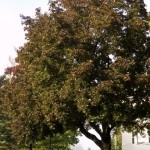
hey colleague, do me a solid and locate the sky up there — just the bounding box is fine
[0,0,49,74]
[0,0,150,150]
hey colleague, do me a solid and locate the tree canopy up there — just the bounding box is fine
[2,0,150,150]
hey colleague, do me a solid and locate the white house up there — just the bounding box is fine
[71,129,150,150]
[122,130,150,150]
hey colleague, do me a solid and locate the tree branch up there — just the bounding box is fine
[102,122,113,133]
[110,124,115,130]
[90,122,103,137]
[79,123,103,148]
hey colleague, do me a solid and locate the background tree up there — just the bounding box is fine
[36,130,79,150]
[2,67,66,149]
[2,67,79,149]
[0,76,22,150]
[2,0,150,150]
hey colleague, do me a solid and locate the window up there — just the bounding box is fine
[132,130,150,144]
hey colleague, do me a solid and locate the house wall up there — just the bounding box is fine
[122,132,150,150]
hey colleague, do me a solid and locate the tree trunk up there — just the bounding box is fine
[29,143,32,150]
[79,122,113,150]
[101,142,111,150]
[100,123,112,150]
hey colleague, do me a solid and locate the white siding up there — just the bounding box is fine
[122,132,150,150]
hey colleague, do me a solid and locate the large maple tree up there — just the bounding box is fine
[2,0,150,150]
